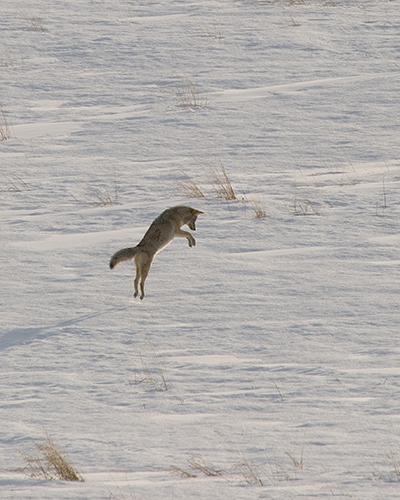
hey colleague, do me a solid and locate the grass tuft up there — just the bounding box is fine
[231,452,264,486]
[249,197,267,219]
[70,169,120,207]
[386,450,400,480]
[170,465,198,478]
[20,433,84,482]
[176,179,205,198]
[207,158,237,201]
[170,454,222,479]
[291,195,319,216]
[130,342,168,392]
[196,18,223,39]
[188,455,223,477]
[0,171,29,192]
[177,73,208,109]
[0,104,12,141]
[18,8,45,32]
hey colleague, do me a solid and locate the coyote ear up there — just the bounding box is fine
[193,209,204,215]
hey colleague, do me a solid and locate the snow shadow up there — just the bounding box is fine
[0,307,129,351]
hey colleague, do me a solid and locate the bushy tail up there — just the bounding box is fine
[110,246,140,269]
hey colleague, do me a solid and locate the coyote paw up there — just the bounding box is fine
[188,236,196,247]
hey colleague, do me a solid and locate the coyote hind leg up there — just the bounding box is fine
[133,263,140,298]
[139,262,151,300]
[133,253,153,300]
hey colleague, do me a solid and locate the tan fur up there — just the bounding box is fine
[110,206,203,299]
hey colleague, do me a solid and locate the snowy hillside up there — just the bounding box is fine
[1,1,400,498]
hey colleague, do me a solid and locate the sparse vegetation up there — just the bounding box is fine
[287,11,300,26]
[290,194,319,216]
[130,342,168,392]
[18,8,45,32]
[284,438,305,471]
[170,454,223,480]
[176,159,237,201]
[170,465,198,478]
[20,433,84,482]
[0,171,30,191]
[249,197,267,219]
[2,44,15,68]
[70,170,120,206]
[231,452,264,486]
[273,380,284,401]
[267,437,306,484]
[288,171,320,215]
[386,450,400,480]
[86,181,120,206]
[177,73,208,109]
[207,158,237,201]
[188,455,223,476]
[242,0,338,5]
[170,450,264,486]
[376,173,387,216]
[176,178,205,198]
[195,18,223,39]
[176,158,269,219]
[107,479,138,500]
[0,104,12,141]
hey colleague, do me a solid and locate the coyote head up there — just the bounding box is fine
[186,208,203,231]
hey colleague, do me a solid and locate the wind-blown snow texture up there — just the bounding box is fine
[1,1,400,498]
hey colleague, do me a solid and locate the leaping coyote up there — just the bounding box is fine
[110,206,203,299]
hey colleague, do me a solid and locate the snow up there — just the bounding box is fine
[1,0,400,498]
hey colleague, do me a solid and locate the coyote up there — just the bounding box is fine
[110,206,203,299]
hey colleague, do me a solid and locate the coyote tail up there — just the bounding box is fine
[109,246,140,269]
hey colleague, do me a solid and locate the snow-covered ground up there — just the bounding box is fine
[1,1,400,498]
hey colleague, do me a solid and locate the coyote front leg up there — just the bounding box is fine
[176,228,196,247]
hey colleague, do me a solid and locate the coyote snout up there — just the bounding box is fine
[109,206,203,299]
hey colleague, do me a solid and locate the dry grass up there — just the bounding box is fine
[288,171,320,215]
[284,444,305,471]
[85,182,120,206]
[18,8,45,32]
[176,160,268,220]
[107,478,139,500]
[175,156,268,220]
[207,158,237,201]
[130,342,168,392]
[249,197,267,219]
[170,465,197,478]
[291,195,319,216]
[20,434,84,482]
[70,170,120,206]
[376,173,388,216]
[243,0,338,5]
[386,450,400,480]
[273,380,284,401]
[177,73,208,109]
[196,18,223,39]
[176,179,205,198]
[231,452,264,486]
[171,450,265,486]
[2,44,15,68]
[170,454,223,479]
[0,104,12,141]
[0,171,29,191]
[175,158,236,201]
[188,455,223,477]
